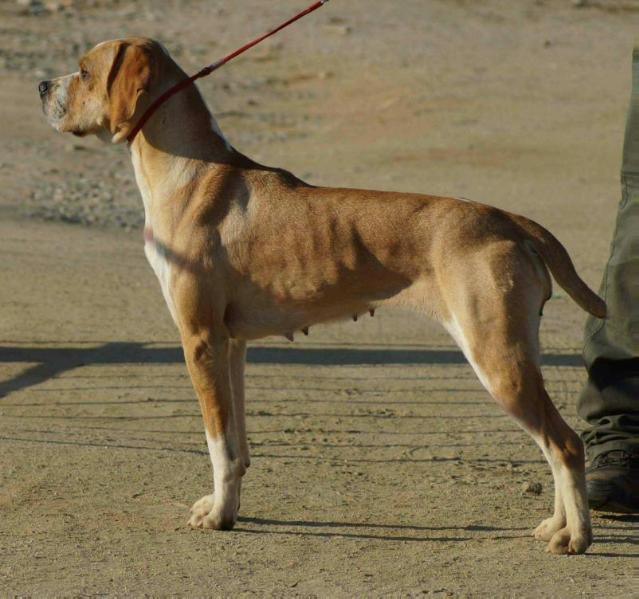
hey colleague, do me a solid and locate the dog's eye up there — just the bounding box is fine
[80,68,90,82]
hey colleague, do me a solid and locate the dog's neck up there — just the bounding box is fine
[127,81,234,233]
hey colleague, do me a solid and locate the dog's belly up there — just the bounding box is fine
[223,237,425,340]
[223,272,415,340]
[223,299,369,340]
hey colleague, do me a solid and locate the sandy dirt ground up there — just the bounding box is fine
[1,0,638,596]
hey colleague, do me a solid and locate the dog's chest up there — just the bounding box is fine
[132,153,179,323]
[144,235,177,323]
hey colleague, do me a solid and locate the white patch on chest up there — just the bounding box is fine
[132,150,178,324]
[144,238,177,324]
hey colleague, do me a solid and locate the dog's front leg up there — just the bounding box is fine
[229,339,250,471]
[183,331,245,530]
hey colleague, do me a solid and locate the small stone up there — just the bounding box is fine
[18,0,45,15]
[325,24,352,35]
[522,481,543,495]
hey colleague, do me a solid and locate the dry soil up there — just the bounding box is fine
[0,1,638,597]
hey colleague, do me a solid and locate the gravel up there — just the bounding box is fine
[25,177,143,230]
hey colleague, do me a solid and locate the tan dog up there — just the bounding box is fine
[39,37,606,554]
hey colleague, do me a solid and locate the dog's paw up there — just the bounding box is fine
[545,526,592,555]
[533,516,565,541]
[188,494,237,531]
[188,493,215,527]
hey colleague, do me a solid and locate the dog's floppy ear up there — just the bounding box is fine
[107,42,154,143]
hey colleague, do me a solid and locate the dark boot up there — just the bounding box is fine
[587,448,639,513]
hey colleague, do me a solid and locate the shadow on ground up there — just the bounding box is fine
[0,342,584,398]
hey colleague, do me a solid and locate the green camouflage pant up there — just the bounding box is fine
[578,47,639,457]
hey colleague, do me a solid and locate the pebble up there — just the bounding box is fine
[521,481,543,495]
[325,24,352,36]
[17,0,45,16]
[25,177,142,230]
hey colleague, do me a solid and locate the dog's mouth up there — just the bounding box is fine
[41,95,70,131]
[42,94,62,113]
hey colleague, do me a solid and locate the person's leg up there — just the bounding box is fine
[578,47,639,513]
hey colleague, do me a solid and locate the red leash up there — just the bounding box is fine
[127,0,330,144]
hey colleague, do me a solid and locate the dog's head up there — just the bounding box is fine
[39,37,169,143]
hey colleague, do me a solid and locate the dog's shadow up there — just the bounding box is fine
[234,515,530,543]
[234,515,639,556]
[0,342,584,399]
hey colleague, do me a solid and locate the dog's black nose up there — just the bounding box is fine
[38,80,50,97]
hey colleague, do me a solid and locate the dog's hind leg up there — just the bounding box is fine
[442,245,592,554]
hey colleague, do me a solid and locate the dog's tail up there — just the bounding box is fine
[511,213,606,319]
